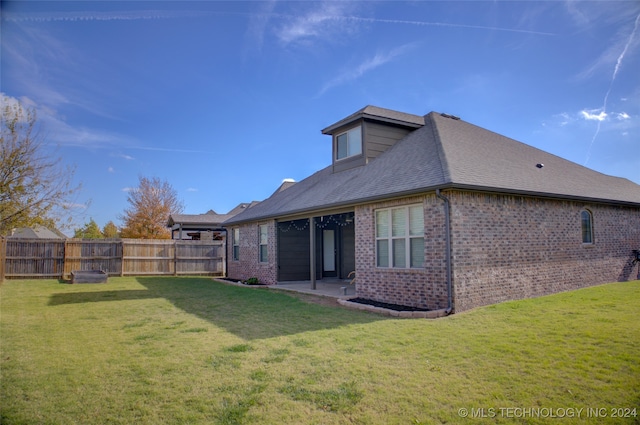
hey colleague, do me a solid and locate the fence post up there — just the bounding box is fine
[63,239,69,280]
[222,239,226,277]
[120,240,124,276]
[0,237,6,283]
[173,240,178,276]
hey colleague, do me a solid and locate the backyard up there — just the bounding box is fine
[0,277,638,424]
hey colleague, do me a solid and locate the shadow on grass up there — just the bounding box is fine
[48,276,385,340]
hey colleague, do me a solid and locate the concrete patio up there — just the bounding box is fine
[270,279,356,298]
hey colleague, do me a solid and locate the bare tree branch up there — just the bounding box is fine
[0,96,82,235]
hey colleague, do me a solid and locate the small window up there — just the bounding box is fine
[336,126,362,160]
[581,210,593,244]
[375,204,424,268]
[259,224,268,262]
[232,228,240,261]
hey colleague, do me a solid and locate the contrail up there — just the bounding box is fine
[341,16,557,36]
[2,10,207,22]
[584,13,640,165]
[4,9,556,37]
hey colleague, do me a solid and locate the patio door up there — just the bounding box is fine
[322,229,337,277]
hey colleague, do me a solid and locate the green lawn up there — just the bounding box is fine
[1,277,638,424]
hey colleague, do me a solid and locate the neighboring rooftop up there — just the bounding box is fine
[168,203,255,228]
[9,225,66,239]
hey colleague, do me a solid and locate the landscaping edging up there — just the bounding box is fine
[337,298,449,318]
[214,278,269,287]
[214,278,448,317]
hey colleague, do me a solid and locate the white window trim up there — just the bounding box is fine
[335,125,362,161]
[259,224,268,263]
[581,209,594,245]
[232,228,240,261]
[375,204,424,269]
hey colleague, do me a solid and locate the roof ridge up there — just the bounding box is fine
[426,112,452,184]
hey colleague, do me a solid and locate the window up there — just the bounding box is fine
[581,210,593,244]
[376,205,424,268]
[336,126,362,160]
[259,224,268,262]
[232,228,240,261]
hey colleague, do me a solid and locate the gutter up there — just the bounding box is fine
[436,189,453,314]
[224,182,640,227]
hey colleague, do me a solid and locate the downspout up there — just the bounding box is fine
[436,189,453,314]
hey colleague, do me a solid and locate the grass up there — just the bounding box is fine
[0,276,639,425]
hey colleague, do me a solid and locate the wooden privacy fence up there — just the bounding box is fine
[0,238,226,281]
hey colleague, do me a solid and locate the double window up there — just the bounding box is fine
[259,224,268,263]
[581,209,594,244]
[336,126,362,160]
[376,205,424,268]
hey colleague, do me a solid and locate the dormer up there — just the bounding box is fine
[321,105,425,173]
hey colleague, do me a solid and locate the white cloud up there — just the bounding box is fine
[244,0,277,53]
[276,2,359,46]
[580,109,608,121]
[318,43,416,95]
[558,112,571,126]
[187,188,198,192]
[121,187,137,193]
[108,167,115,173]
[617,112,631,120]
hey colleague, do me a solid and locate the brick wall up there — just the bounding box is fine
[448,191,640,312]
[354,195,450,310]
[227,220,278,285]
[226,191,639,313]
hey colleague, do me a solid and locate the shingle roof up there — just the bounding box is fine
[225,110,640,225]
[430,112,640,203]
[9,225,66,239]
[321,105,425,134]
[168,203,253,227]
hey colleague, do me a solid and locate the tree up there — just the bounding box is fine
[0,96,80,236]
[74,218,104,239]
[119,176,184,239]
[102,221,119,238]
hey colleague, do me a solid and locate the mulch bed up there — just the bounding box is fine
[346,298,430,312]
[215,278,268,286]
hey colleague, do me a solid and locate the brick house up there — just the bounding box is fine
[224,106,640,313]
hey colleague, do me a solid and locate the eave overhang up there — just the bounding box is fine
[222,183,640,227]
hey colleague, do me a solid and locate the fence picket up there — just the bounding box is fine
[1,238,225,280]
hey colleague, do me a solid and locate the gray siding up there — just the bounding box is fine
[277,222,310,281]
[364,121,413,163]
[340,222,355,278]
[332,120,413,173]
[332,153,366,173]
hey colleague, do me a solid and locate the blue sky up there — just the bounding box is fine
[2,1,639,234]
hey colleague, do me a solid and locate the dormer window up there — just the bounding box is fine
[336,126,362,160]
